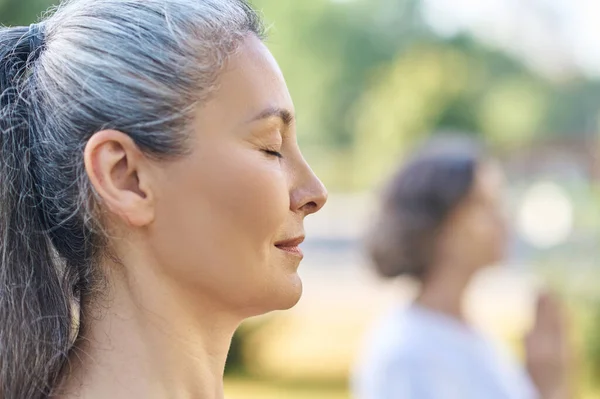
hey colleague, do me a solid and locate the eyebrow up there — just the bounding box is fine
[249,107,295,126]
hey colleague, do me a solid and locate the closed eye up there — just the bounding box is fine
[262,149,283,158]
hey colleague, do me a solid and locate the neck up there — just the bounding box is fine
[415,258,476,322]
[61,258,240,399]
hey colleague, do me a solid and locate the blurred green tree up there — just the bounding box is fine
[0,0,56,26]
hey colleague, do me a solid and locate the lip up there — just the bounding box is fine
[274,236,305,258]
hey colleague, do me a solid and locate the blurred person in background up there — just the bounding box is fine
[0,0,327,398]
[352,136,570,399]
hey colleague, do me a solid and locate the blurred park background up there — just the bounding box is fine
[3,0,600,397]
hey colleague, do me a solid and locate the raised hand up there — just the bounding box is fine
[525,291,571,399]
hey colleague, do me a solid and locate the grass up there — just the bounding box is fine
[224,377,350,399]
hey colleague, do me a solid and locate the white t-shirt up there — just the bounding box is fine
[352,304,538,399]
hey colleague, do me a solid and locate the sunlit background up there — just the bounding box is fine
[2,0,600,398]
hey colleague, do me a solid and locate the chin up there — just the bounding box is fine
[268,273,304,312]
[242,274,303,317]
[276,280,303,310]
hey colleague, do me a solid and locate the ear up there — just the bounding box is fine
[84,130,155,227]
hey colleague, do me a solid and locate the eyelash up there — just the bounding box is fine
[262,148,283,159]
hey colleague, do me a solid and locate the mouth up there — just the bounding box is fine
[274,236,305,258]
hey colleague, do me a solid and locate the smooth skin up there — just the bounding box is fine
[60,34,327,399]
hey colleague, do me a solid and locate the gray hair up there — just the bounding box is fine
[0,1,263,397]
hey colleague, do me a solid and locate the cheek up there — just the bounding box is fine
[205,153,290,243]
[149,145,289,283]
[470,214,507,254]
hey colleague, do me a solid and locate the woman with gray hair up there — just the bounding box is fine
[0,1,327,398]
[352,136,570,399]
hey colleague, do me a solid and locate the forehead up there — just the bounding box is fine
[471,161,505,202]
[206,34,294,121]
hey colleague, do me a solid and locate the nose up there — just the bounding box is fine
[290,158,328,217]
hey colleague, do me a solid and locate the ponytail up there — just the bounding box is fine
[0,26,75,398]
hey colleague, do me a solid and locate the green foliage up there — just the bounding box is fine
[0,0,57,26]
[584,303,600,387]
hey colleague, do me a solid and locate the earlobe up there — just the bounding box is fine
[84,130,155,227]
